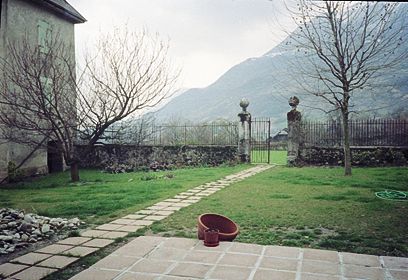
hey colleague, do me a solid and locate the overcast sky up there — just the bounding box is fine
[70,0,296,89]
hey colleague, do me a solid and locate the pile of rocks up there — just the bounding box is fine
[0,208,83,255]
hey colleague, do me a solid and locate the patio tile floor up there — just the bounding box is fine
[67,236,408,280]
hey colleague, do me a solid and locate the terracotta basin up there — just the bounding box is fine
[197,213,239,241]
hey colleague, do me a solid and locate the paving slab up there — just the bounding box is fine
[188,189,201,193]
[259,256,298,271]
[171,202,192,207]
[164,198,181,202]
[121,214,145,220]
[161,237,198,248]
[182,199,198,204]
[115,225,143,232]
[154,202,174,207]
[136,210,156,215]
[146,205,167,210]
[80,230,110,238]
[37,255,79,269]
[12,266,57,280]
[57,237,92,246]
[186,196,201,200]
[69,267,121,280]
[113,237,160,258]
[343,264,385,280]
[183,250,221,264]
[92,255,140,270]
[116,272,156,280]
[100,231,128,239]
[168,262,212,278]
[95,223,123,231]
[62,246,99,257]
[382,256,408,270]
[129,259,174,274]
[209,265,252,280]
[36,244,73,254]
[143,215,167,221]
[196,192,211,197]
[132,219,154,226]
[178,192,192,196]
[264,245,300,259]
[301,259,340,276]
[341,252,381,267]
[193,240,232,252]
[390,269,408,280]
[218,252,259,267]
[147,246,188,261]
[301,274,341,280]
[228,242,263,255]
[162,206,182,211]
[82,238,114,248]
[0,263,29,277]
[253,269,296,280]
[11,252,51,265]
[153,210,174,216]
[303,248,339,263]
[110,218,135,225]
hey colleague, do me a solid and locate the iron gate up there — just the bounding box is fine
[250,118,271,163]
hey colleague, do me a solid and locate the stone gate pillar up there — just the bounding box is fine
[238,98,251,163]
[287,96,302,166]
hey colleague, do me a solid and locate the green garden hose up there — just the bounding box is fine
[375,190,408,201]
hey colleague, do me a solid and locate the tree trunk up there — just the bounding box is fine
[342,112,352,176]
[70,161,80,182]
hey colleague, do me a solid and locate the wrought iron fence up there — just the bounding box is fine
[250,118,272,163]
[302,118,408,147]
[102,122,239,146]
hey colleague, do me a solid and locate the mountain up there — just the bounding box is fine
[154,47,296,129]
[153,4,408,130]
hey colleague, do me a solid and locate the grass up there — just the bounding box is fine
[151,166,408,256]
[0,165,249,225]
[251,150,287,165]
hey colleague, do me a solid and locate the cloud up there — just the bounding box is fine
[70,0,296,88]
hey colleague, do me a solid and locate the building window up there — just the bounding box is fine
[38,20,52,53]
[40,76,53,108]
[0,0,3,29]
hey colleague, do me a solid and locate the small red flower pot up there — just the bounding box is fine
[197,213,239,241]
[204,228,219,247]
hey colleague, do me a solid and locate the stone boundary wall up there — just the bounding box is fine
[75,145,238,171]
[300,146,408,167]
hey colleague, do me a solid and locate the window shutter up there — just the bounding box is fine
[40,76,53,108]
[38,20,52,53]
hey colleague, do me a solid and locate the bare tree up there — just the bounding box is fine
[0,27,178,182]
[0,34,79,181]
[287,1,407,175]
[103,114,157,145]
[78,27,178,147]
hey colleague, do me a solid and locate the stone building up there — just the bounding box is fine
[0,0,85,181]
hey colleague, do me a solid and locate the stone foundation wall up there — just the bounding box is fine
[300,146,408,167]
[76,145,238,171]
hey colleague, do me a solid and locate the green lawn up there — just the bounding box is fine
[251,150,287,165]
[0,165,249,225]
[150,166,408,256]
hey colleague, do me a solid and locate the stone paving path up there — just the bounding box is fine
[0,165,271,280]
[69,236,408,280]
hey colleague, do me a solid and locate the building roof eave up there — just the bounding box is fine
[30,0,86,24]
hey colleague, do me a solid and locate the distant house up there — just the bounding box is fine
[0,0,85,181]
[271,128,288,142]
